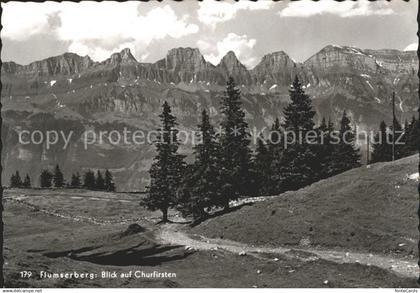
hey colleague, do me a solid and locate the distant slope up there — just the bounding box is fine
[192,155,418,255]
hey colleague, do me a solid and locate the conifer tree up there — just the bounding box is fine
[332,111,361,173]
[253,134,271,196]
[280,76,318,191]
[9,173,16,188]
[400,119,411,158]
[15,171,22,187]
[176,165,196,218]
[53,164,64,188]
[70,172,81,188]
[177,110,220,220]
[218,77,252,210]
[371,121,393,163]
[283,76,316,133]
[104,170,115,192]
[83,170,96,190]
[407,116,419,154]
[391,118,405,160]
[10,171,22,188]
[23,174,31,188]
[317,118,336,179]
[266,118,284,195]
[40,169,53,188]
[95,170,105,190]
[142,101,185,223]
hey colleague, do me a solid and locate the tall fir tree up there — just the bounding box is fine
[104,170,115,192]
[15,171,22,187]
[218,77,252,210]
[70,172,81,188]
[23,174,31,188]
[53,164,64,188]
[400,119,411,158]
[253,134,271,196]
[178,110,221,220]
[317,118,336,179]
[280,76,318,191]
[371,121,393,163]
[391,118,405,160]
[9,173,16,188]
[142,101,185,222]
[10,171,22,188]
[406,116,419,154]
[95,170,105,190]
[332,111,361,173]
[266,118,284,195]
[83,170,96,190]
[40,169,53,188]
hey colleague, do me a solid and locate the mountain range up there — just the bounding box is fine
[1,45,418,190]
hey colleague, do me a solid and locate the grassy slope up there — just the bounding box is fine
[192,155,418,255]
[4,187,416,287]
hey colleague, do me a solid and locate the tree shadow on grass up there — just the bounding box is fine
[44,242,193,266]
[190,202,255,227]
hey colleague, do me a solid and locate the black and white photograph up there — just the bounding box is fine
[0,0,419,289]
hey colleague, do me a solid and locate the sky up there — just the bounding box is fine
[1,0,417,69]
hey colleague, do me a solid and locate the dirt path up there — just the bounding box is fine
[158,223,418,278]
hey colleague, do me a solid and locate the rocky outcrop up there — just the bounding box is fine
[153,47,223,84]
[103,48,138,66]
[364,49,418,73]
[304,45,381,76]
[251,51,296,86]
[160,47,208,73]
[4,53,94,77]
[217,51,252,85]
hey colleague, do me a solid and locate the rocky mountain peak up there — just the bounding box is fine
[254,51,295,70]
[106,48,138,66]
[218,51,245,71]
[2,61,21,74]
[304,44,379,74]
[162,47,208,72]
[2,52,94,77]
[220,50,239,63]
[120,48,137,62]
[217,51,251,84]
[251,51,296,86]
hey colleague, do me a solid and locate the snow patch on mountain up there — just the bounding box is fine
[365,80,374,90]
[408,172,419,181]
[397,95,404,112]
